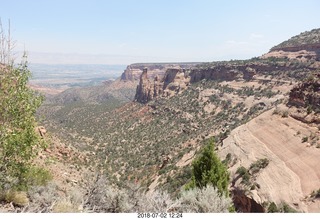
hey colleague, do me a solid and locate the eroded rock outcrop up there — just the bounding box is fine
[262,44,320,61]
[135,68,190,103]
[134,68,154,103]
[288,73,320,124]
[189,65,257,83]
[232,190,265,213]
[262,28,320,60]
[162,68,190,97]
[134,63,260,103]
[121,65,142,81]
[288,73,320,110]
[120,63,198,82]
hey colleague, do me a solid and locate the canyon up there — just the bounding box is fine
[29,28,320,213]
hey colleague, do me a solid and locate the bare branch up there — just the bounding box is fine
[0,18,16,65]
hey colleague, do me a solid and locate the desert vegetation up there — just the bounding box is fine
[271,28,320,51]
[39,74,284,195]
[0,21,51,208]
[185,139,230,196]
[1,20,320,213]
[36,51,310,210]
[5,175,231,213]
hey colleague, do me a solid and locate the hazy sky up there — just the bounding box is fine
[1,0,319,64]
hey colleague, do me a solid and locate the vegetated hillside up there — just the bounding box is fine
[134,58,318,104]
[271,28,320,51]
[45,79,136,105]
[38,29,320,213]
[39,60,318,210]
[263,28,320,61]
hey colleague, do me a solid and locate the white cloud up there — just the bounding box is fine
[250,33,264,39]
[225,40,249,45]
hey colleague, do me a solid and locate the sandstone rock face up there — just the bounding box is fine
[288,73,320,110]
[189,66,239,82]
[134,68,154,103]
[288,73,320,125]
[271,43,320,56]
[120,63,198,82]
[218,109,320,212]
[134,63,262,103]
[188,64,261,83]
[263,29,320,60]
[120,65,139,81]
[162,68,190,97]
[232,190,265,212]
[270,43,320,58]
[262,43,320,61]
[153,75,163,98]
[135,68,190,103]
[262,44,320,61]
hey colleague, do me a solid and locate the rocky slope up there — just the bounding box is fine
[262,28,320,61]
[46,79,137,105]
[289,73,320,111]
[40,56,319,210]
[218,107,320,212]
[134,58,316,104]
[37,28,320,213]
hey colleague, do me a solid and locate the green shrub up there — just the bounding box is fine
[280,202,298,213]
[236,166,251,185]
[311,189,320,199]
[267,201,297,213]
[249,158,269,172]
[222,153,232,165]
[236,166,248,176]
[2,190,29,207]
[302,136,308,143]
[21,166,52,190]
[177,185,232,213]
[0,24,46,191]
[281,110,289,118]
[185,138,230,197]
[307,105,313,114]
[268,202,278,213]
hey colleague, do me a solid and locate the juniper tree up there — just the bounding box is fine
[186,138,230,197]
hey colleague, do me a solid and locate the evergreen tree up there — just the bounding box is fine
[186,138,230,197]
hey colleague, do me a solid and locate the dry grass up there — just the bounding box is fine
[3,190,29,207]
[52,199,79,213]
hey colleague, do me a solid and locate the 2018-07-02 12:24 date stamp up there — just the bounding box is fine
[137,213,183,218]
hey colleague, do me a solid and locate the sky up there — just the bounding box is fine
[0,0,319,65]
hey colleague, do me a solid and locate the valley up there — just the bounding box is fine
[1,28,319,213]
[28,64,126,96]
[32,29,320,213]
